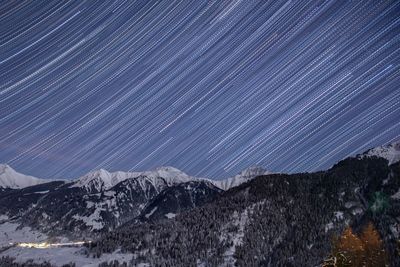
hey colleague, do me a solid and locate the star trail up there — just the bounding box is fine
[0,0,399,180]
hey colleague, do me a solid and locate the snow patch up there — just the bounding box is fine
[1,246,134,267]
[325,222,334,233]
[382,176,390,185]
[214,166,271,190]
[145,207,157,219]
[391,189,400,200]
[72,209,104,230]
[344,201,357,209]
[334,211,344,221]
[165,213,176,219]
[86,201,95,208]
[24,190,49,195]
[0,222,47,247]
[390,223,400,239]
[351,208,364,215]
[360,141,400,165]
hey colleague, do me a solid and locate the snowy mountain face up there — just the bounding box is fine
[360,141,400,165]
[0,164,272,235]
[17,176,171,235]
[1,167,202,235]
[0,164,49,189]
[214,166,271,190]
[69,165,271,193]
[70,166,194,193]
[70,169,134,193]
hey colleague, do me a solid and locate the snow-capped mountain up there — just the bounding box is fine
[0,164,271,233]
[4,167,204,234]
[0,164,49,189]
[70,166,194,193]
[18,175,171,234]
[70,168,136,192]
[214,166,271,190]
[359,140,400,165]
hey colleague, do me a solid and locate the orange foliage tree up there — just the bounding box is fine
[323,222,388,267]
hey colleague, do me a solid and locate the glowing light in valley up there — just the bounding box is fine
[16,241,91,249]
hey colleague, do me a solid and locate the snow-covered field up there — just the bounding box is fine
[0,221,47,247]
[3,246,133,267]
[0,220,133,266]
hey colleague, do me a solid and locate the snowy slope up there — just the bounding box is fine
[0,164,49,189]
[360,141,400,165]
[1,162,269,193]
[214,166,271,190]
[69,168,132,192]
[0,164,268,234]
[70,166,195,192]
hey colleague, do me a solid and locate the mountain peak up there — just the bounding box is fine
[237,166,271,178]
[71,168,119,192]
[0,164,48,189]
[154,166,184,173]
[213,166,271,190]
[0,163,12,173]
[91,168,111,176]
[360,140,400,165]
[152,166,190,179]
[71,166,194,192]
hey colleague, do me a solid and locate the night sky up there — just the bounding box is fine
[0,0,399,180]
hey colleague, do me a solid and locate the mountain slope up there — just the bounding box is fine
[90,157,400,266]
[1,143,400,266]
[9,168,207,235]
[19,176,167,235]
[359,140,400,165]
[139,180,222,221]
[213,166,271,190]
[70,166,194,193]
[0,166,210,236]
[0,181,66,219]
[0,164,49,189]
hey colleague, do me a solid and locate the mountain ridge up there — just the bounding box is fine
[358,140,400,165]
[0,164,271,191]
[3,140,399,191]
